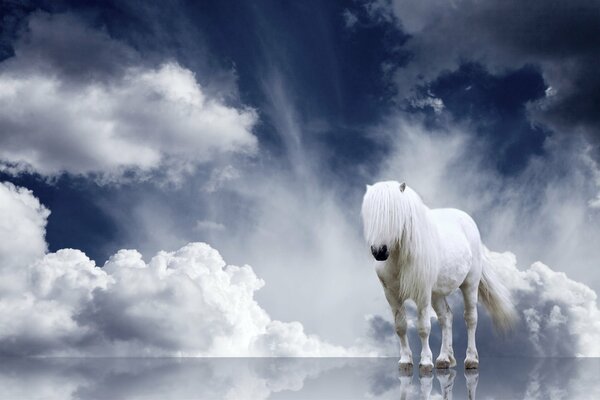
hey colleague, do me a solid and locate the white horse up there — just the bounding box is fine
[361,181,517,371]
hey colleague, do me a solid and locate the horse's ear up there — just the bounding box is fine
[399,182,406,192]
[366,184,372,191]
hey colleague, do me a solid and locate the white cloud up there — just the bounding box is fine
[0,13,257,182]
[489,251,600,357]
[0,181,361,357]
[0,182,48,294]
[409,95,445,114]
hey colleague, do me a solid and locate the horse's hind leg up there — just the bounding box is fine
[432,294,456,369]
[460,283,479,369]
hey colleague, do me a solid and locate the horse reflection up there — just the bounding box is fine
[398,368,478,399]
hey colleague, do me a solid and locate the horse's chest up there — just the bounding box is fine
[375,262,400,292]
[375,261,416,298]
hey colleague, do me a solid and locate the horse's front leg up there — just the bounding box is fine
[394,304,413,370]
[436,369,456,400]
[417,301,433,372]
[379,277,413,370]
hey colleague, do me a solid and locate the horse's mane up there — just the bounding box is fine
[361,181,440,303]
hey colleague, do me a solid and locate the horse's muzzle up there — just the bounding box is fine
[371,245,389,261]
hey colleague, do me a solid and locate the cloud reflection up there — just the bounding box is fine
[0,357,597,399]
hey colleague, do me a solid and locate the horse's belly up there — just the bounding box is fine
[433,236,472,295]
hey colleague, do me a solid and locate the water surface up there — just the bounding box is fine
[0,357,598,399]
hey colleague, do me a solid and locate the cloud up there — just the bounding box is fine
[368,0,600,158]
[0,13,257,182]
[0,181,48,272]
[342,9,359,29]
[0,181,359,357]
[490,251,600,357]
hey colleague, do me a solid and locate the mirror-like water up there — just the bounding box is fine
[0,357,598,399]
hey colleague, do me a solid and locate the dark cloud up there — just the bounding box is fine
[376,0,600,154]
[11,11,139,82]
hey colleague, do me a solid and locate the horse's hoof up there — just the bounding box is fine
[449,354,457,367]
[399,361,413,371]
[419,363,433,374]
[464,358,479,369]
[435,359,451,369]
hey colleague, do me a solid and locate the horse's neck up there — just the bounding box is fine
[394,205,440,304]
[401,202,438,255]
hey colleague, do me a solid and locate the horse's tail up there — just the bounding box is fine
[479,246,518,333]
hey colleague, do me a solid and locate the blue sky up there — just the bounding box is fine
[1,0,600,357]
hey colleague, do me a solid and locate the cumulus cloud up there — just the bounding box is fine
[0,13,257,182]
[491,251,600,357]
[0,180,360,357]
[0,182,48,274]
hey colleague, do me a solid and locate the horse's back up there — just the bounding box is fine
[430,208,482,295]
[431,208,481,244]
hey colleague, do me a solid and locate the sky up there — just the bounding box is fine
[0,0,600,357]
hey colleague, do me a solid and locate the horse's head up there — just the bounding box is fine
[361,181,407,262]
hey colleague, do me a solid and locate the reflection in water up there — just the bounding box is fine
[397,369,474,400]
[0,357,598,399]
